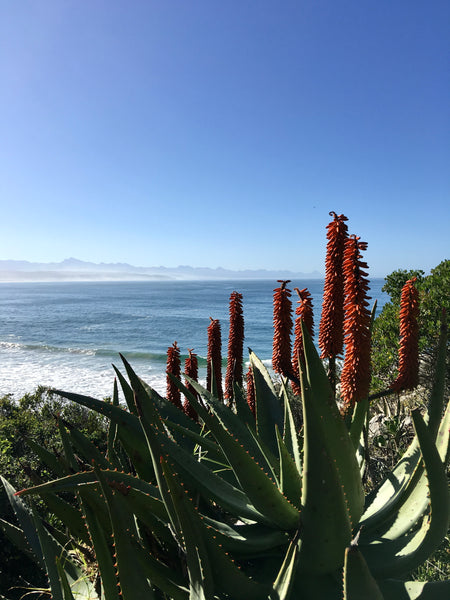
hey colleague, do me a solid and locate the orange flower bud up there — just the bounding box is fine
[340,236,372,410]
[246,365,256,417]
[183,348,199,421]
[207,317,223,401]
[272,280,293,377]
[225,292,245,401]
[166,341,181,408]
[391,277,419,392]
[319,212,349,359]
[292,287,314,395]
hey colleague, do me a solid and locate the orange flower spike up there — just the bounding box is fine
[318,212,349,359]
[166,341,182,409]
[391,277,420,392]
[340,236,372,411]
[225,291,245,401]
[246,365,256,417]
[292,287,314,395]
[207,317,223,401]
[183,348,199,421]
[272,280,293,377]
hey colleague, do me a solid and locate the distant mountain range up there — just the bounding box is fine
[0,258,323,282]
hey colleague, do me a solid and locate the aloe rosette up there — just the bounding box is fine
[1,316,448,600]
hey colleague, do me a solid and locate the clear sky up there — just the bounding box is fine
[0,1,448,277]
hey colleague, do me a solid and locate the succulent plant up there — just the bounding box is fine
[1,315,448,599]
[1,214,448,598]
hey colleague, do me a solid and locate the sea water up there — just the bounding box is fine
[0,279,389,400]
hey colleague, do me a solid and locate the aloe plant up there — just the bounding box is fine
[1,316,448,599]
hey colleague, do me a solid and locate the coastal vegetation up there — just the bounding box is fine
[0,214,448,599]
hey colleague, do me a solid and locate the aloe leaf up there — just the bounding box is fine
[202,516,289,554]
[152,425,269,523]
[173,373,280,481]
[233,380,256,429]
[280,379,302,473]
[80,495,119,600]
[55,558,76,600]
[1,476,44,570]
[57,419,79,472]
[0,518,42,566]
[250,349,284,457]
[301,322,365,527]
[362,409,450,578]
[297,361,352,573]
[426,312,447,438]
[269,532,299,600]
[161,458,270,600]
[53,389,154,480]
[34,515,92,600]
[173,377,300,529]
[106,379,125,470]
[95,468,156,599]
[378,578,450,599]
[66,424,111,469]
[160,458,215,600]
[37,490,90,546]
[350,395,369,452]
[366,398,450,543]
[343,544,384,600]
[26,438,68,478]
[132,541,189,600]
[276,426,302,509]
[360,436,422,534]
[112,363,137,414]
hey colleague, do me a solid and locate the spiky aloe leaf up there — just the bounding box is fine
[55,558,76,600]
[53,389,154,481]
[233,380,257,429]
[0,518,41,566]
[66,423,111,469]
[95,468,156,600]
[35,488,90,546]
[201,516,289,554]
[173,373,280,482]
[378,578,450,599]
[276,425,302,509]
[160,458,214,600]
[343,543,383,600]
[57,419,79,472]
[161,457,270,600]
[249,349,284,457]
[1,476,45,570]
[172,376,300,530]
[80,497,119,600]
[269,533,299,600]
[280,379,302,472]
[297,360,352,573]
[426,312,447,438]
[362,410,450,578]
[372,400,449,542]
[26,438,68,478]
[106,379,127,470]
[301,322,365,527]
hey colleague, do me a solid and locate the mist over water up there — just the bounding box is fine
[0,279,388,400]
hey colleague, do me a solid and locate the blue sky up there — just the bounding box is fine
[0,1,448,277]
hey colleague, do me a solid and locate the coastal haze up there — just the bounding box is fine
[0,258,322,282]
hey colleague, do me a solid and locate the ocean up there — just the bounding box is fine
[0,279,389,400]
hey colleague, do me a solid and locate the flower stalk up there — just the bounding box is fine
[390,277,420,392]
[340,235,372,412]
[166,341,182,408]
[225,291,244,403]
[207,317,223,401]
[272,280,293,378]
[292,287,314,395]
